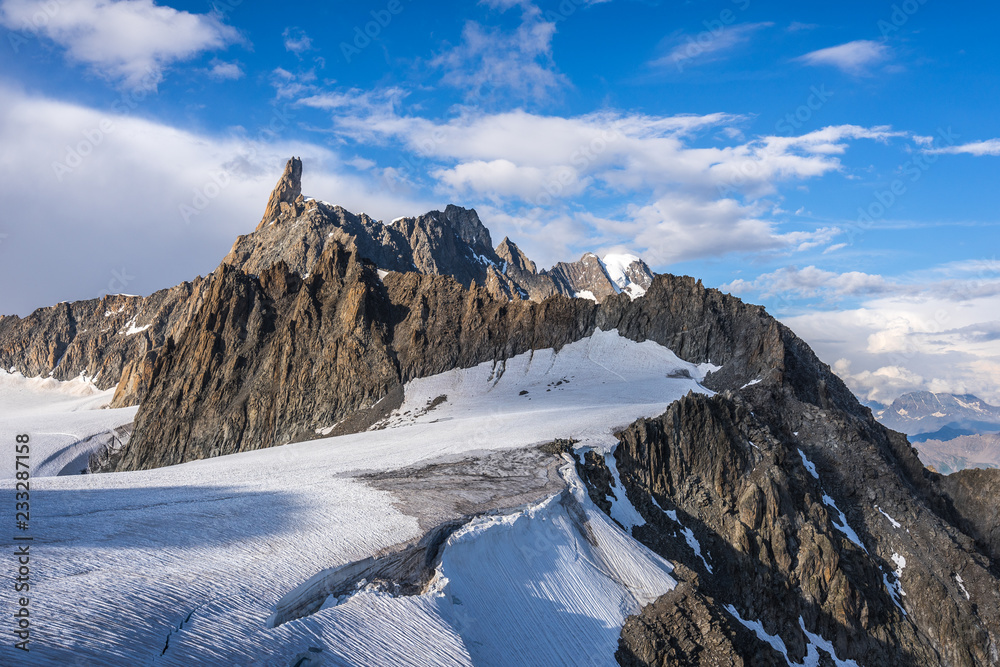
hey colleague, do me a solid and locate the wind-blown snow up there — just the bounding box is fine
[604,451,646,533]
[725,605,791,659]
[425,459,675,666]
[799,449,820,479]
[798,617,860,667]
[823,494,867,553]
[663,507,713,574]
[875,505,902,529]
[600,253,648,300]
[955,574,971,600]
[884,572,907,615]
[120,316,150,336]
[724,606,859,666]
[0,371,136,477]
[0,329,708,665]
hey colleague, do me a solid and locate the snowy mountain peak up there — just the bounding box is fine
[875,390,1000,438]
[600,253,654,300]
[232,158,657,305]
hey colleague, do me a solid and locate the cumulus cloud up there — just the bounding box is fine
[304,97,911,265]
[797,40,890,75]
[0,85,439,316]
[724,266,892,299]
[430,0,567,103]
[0,0,241,89]
[282,27,313,55]
[206,59,242,80]
[727,259,1000,303]
[782,287,1000,404]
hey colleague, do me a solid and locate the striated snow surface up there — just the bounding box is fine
[0,370,136,478]
[0,329,710,666]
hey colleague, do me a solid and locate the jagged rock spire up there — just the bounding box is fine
[258,157,303,230]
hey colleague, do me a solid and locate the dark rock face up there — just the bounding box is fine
[116,244,401,471]
[228,161,652,304]
[0,159,652,399]
[940,468,1000,560]
[546,252,621,301]
[0,281,205,395]
[258,156,303,229]
[617,581,786,667]
[114,251,827,472]
[604,386,1000,666]
[3,156,1000,665]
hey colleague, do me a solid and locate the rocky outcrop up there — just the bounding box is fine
[0,280,206,396]
[546,252,621,301]
[257,156,303,229]
[0,159,647,401]
[116,243,401,471]
[617,581,786,666]
[600,386,1000,665]
[230,160,653,304]
[114,249,832,472]
[940,467,1000,560]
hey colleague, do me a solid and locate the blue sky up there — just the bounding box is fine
[0,0,998,405]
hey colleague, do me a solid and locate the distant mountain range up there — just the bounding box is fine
[913,432,1000,475]
[873,390,1000,474]
[2,157,999,665]
[875,390,1000,439]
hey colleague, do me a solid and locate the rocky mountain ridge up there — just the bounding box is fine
[2,157,999,665]
[0,158,651,403]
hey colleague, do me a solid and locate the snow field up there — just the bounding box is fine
[0,329,711,665]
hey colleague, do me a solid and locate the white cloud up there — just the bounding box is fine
[0,0,240,89]
[728,260,1000,404]
[430,1,567,103]
[924,139,1000,156]
[724,266,892,299]
[788,293,1000,405]
[432,159,590,203]
[726,259,1000,304]
[207,59,242,80]
[0,85,439,316]
[283,27,312,55]
[651,22,773,71]
[797,40,890,75]
[294,95,914,267]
